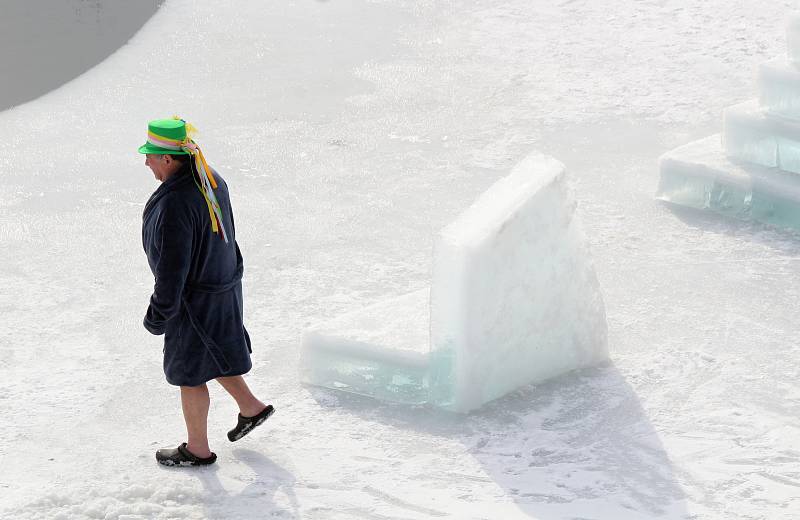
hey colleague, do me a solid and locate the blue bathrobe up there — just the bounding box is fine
[142,163,252,386]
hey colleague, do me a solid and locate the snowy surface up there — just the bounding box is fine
[788,15,800,64]
[303,288,430,367]
[432,152,607,412]
[2,0,800,519]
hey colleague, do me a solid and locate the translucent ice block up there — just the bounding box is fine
[723,100,800,174]
[302,152,609,413]
[301,288,431,405]
[759,57,800,121]
[657,134,800,230]
[430,152,608,412]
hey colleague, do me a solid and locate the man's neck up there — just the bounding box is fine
[161,162,186,183]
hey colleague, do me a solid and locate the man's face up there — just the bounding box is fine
[145,154,172,182]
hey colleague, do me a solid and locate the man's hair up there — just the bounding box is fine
[169,154,190,165]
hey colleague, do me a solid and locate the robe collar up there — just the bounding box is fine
[143,162,193,218]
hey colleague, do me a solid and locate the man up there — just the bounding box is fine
[140,118,274,467]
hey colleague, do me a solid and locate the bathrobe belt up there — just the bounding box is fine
[181,266,244,374]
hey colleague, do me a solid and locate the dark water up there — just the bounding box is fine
[0,0,163,111]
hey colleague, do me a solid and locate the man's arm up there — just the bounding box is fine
[144,201,193,335]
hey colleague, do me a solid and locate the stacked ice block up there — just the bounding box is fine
[301,152,609,413]
[657,16,800,230]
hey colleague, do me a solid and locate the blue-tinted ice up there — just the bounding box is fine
[657,135,800,230]
[723,100,800,174]
[301,289,432,405]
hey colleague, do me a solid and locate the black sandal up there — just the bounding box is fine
[156,443,217,467]
[227,404,275,442]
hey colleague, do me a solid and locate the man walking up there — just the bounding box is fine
[140,118,273,467]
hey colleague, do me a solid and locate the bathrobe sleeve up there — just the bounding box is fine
[143,197,194,335]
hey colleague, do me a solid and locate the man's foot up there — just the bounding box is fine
[227,404,275,442]
[156,443,217,467]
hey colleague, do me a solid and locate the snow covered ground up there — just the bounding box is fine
[1,0,799,518]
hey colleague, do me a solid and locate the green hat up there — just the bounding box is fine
[138,118,190,155]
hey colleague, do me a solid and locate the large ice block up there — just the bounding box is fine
[723,100,800,173]
[657,134,800,229]
[430,153,608,413]
[302,152,609,413]
[301,288,431,405]
[788,15,800,65]
[759,57,800,121]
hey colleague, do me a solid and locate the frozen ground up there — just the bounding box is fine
[0,0,799,518]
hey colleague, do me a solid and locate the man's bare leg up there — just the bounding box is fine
[180,384,213,458]
[216,375,266,417]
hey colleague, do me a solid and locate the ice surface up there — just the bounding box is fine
[723,99,800,173]
[657,134,800,229]
[788,15,800,64]
[302,152,609,412]
[301,288,431,404]
[430,152,608,412]
[759,57,800,120]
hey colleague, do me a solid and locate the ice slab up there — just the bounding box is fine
[723,100,800,174]
[657,134,800,230]
[301,288,431,405]
[302,152,609,413]
[430,153,608,413]
[788,15,800,65]
[759,57,800,121]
